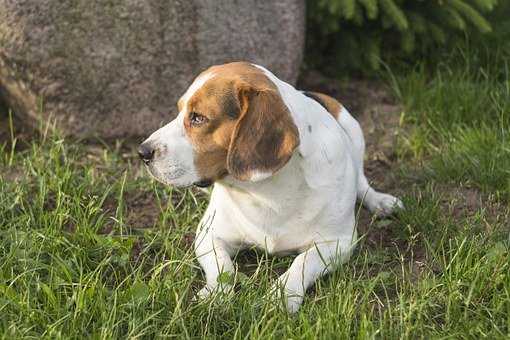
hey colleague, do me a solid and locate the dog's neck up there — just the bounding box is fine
[216,153,305,208]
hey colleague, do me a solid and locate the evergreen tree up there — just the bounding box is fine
[307,0,500,73]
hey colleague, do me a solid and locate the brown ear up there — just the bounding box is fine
[227,84,300,181]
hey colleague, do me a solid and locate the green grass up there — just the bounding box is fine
[392,46,510,199]
[1,50,510,338]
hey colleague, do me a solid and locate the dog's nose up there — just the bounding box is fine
[138,143,155,164]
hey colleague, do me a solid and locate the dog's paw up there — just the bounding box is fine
[196,285,214,300]
[195,283,233,301]
[367,192,404,217]
[283,290,304,314]
[266,283,304,314]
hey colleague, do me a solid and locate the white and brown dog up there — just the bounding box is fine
[139,62,403,312]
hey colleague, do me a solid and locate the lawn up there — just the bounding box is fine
[1,49,509,338]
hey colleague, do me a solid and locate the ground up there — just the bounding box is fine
[0,52,509,338]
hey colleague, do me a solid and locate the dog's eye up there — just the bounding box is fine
[190,112,208,126]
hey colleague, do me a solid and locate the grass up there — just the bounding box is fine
[1,50,510,338]
[392,45,510,199]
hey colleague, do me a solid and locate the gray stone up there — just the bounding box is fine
[0,0,305,138]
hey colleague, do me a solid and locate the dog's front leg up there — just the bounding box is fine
[194,228,235,299]
[273,238,353,313]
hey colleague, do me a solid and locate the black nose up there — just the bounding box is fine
[138,143,155,164]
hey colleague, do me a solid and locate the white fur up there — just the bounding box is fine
[248,170,274,182]
[193,65,403,312]
[181,72,215,104]
[142,72,215,186]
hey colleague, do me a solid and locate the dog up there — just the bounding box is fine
[138,62,403,312]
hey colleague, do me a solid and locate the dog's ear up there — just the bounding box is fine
[227,83,300,181]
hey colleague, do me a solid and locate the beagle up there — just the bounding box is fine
[139,62,403,312]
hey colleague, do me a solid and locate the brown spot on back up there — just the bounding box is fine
[303,91,343,120]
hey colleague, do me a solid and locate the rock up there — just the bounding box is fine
[0,0,305,139]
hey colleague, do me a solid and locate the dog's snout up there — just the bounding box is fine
[138,143,155,164]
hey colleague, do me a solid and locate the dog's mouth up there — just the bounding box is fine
[144,162,212,188]
[193,179,213,188]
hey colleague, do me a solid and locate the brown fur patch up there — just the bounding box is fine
[303,91,342,119]
[227,87,299,181]
[181,62,299,182]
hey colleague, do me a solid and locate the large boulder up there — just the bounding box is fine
[0,0,305,138]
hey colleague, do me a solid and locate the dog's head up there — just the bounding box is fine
[138,62,300,187]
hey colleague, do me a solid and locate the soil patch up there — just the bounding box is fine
[99,190,166,233]
[124,190,163,229]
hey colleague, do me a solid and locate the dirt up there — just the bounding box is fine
[437,184,510,232]
[124,190,163,229]
[98,190,165,234]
